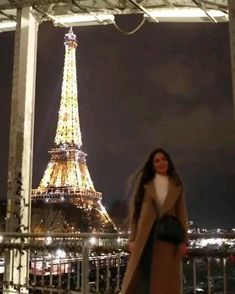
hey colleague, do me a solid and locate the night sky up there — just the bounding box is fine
[0,16,234,229]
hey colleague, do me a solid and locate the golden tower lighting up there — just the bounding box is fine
[31,28,116,233]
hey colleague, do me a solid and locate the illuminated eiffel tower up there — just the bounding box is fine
[31,28,116,233]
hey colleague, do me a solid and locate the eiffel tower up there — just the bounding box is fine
[31,28,116,233]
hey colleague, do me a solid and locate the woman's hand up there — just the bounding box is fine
[128,241,135,253]
[177,243,188,258]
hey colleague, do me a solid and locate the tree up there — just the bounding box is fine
[31,207,68,233]
[108,199,129,230]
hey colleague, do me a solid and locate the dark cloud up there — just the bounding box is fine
[149,56,217,98]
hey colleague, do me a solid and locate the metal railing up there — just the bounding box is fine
[0,232,128,294]
[0,232,234,293]
[183,250,235,293]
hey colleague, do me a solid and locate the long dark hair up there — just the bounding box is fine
[130,148,182,225]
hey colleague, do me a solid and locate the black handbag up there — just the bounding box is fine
[155,215,185,245]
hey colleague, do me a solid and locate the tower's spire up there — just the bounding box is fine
[54,27,82,148]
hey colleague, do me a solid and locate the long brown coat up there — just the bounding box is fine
[121,178,189,294]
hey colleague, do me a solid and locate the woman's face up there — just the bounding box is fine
[153,152,169,175]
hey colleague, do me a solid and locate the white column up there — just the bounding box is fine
[4,6,38,293]
[229,0,235,116]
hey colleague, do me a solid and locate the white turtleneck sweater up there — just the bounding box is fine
[154,173,169,209]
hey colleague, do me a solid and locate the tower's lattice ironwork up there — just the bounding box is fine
[31,28,116,233]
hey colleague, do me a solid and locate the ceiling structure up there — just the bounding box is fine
[0,1,229,32]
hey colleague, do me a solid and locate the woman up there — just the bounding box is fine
[121,148,189,294]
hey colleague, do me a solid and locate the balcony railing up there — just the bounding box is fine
[0,232,234,293]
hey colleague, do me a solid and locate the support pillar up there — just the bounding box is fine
[228,0,235,116]
[82,241,90,294]
[4,6,38,293]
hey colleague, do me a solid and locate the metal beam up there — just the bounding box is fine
[228,0,235,117]
[4,6,38,293]
[191,0,217,22]
[0,0,68,9]
[127,0,159,22]
[0,0,228,11]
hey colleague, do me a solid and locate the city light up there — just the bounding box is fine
[55,249,66,258]
[89,237,97,246]
[44,236,52,245]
